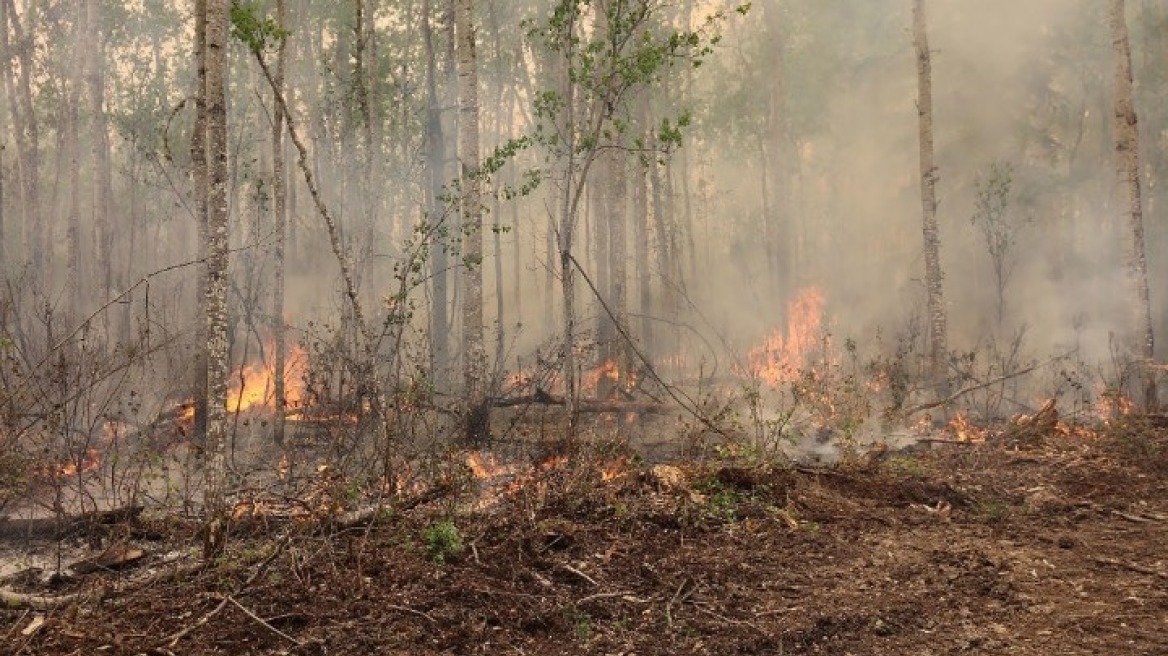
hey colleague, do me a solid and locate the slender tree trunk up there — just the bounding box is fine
[203,0,231,559]
[272,0,288,446]
[456,0,488,443]
[66,2,83,319]
[2,0,39,283]
[913,0,948,396]
[86,0,113,336]
[0,1,19,276]
[1110,0,1158,410]
[635,92,652,355]
[608,144,628,384]
[192,0,210,443]
[422,0,449,389]
[557,12,580,433]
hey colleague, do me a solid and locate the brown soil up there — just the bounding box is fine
[3,419,1167,655]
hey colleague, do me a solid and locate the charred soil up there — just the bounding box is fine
[3,419,1168,655]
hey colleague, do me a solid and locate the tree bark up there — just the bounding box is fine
[913,0,948,397]
[2,0,40,283]
[456,0,488,443]
[1110,0,1158,410]
[85,0,113,334]
[191,0,210,443]
[202,0,231,559]
[272,0,288,446]
[422,0,449,390]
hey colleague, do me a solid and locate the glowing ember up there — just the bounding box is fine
[57,448,101,477]
[747,287,826,386]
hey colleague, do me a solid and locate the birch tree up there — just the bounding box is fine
[1109,0,1158,409]
[202,0,231,558]
[456,0,489,443]
[272,0,288,446]
[913,0,948,396]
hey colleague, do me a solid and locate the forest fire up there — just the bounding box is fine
[228,342,308,414]
[55,448,101,478]
[746,287,827,387]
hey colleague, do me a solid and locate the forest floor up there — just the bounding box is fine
[2,413,1167,655]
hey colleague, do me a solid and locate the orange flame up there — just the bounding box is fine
[57,448,101,477]
[747,287,826,386]
[229,342,308,413]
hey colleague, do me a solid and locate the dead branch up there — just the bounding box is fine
[903,361,1042,417]
[163,533,290,648]
[567,254,729,437]
[0,588,78,610]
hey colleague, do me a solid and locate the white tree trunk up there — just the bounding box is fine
[456,0,488,442]
[272,0,288,446]
[202,0,231,558]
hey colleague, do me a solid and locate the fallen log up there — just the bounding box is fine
[493,389,671,415]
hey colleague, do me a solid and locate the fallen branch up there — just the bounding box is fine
[0,588,78,610]
[493,393,671,415]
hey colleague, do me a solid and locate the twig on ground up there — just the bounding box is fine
[226,595,303,646]
[163,533,291,648]
[576,591,648,604]
[386,604,437,623]
[560,564,598,586]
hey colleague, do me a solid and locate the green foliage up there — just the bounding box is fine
[526,0,748,159]
[229,0,288,55]
[423,519,463,564]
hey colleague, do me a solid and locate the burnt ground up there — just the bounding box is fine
[2,417,1167,655]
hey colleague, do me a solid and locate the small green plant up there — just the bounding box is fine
[708,488,742,522]
[423,519,463,564]
[884,455,926,478]
[565,608,593,642]
[974,497,1011,524]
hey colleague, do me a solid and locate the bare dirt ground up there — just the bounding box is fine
[2,415,1167,655]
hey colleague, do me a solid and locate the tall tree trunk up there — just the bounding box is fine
[913,0,948,396]
[86,0,113,336]
[66,0,84,320]
[422,0,449,389]
[2,0,40,284]
[192,0,210,443]
[202,0,231,559]
[456,0,488,443]
[556,10,580,433]
[272,0,288,446]
[1110,0,1158,410]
